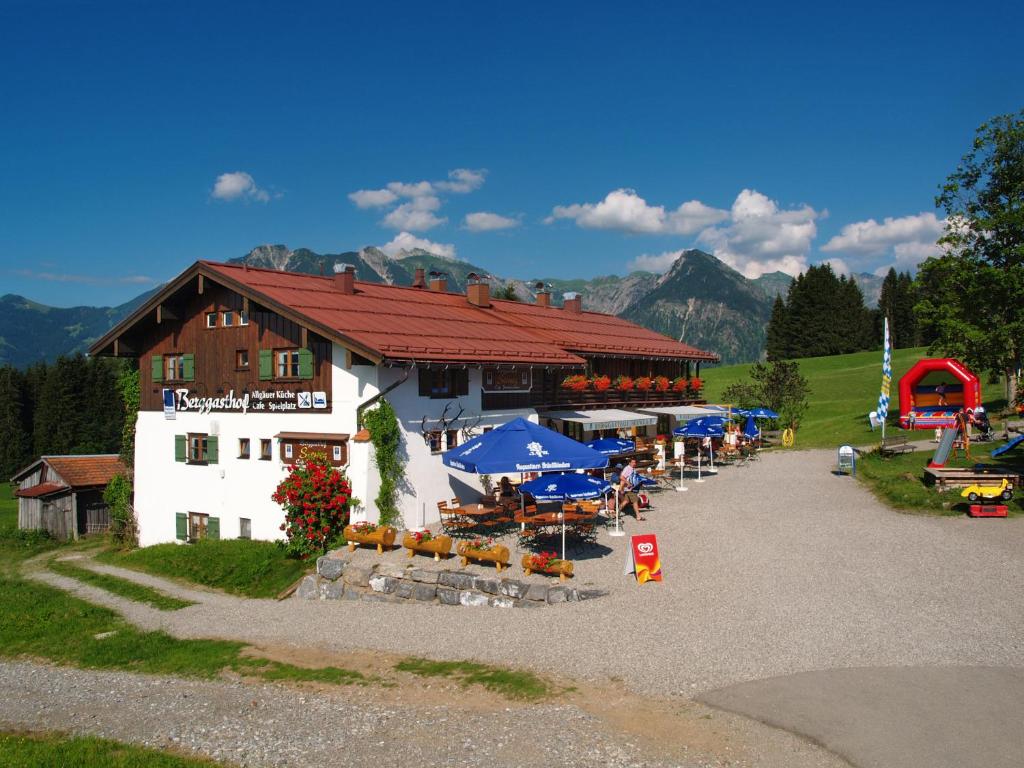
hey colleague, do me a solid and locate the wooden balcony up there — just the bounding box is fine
[481,387,705,412]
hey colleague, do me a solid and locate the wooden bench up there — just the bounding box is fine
[924,465,1022,492]
[1004,420,1024,439]
[880,435,917,456]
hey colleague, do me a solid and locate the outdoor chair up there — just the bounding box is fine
[438,500,474,537]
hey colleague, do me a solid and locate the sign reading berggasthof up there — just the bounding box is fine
[170,388,328,415]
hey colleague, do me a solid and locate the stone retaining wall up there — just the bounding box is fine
[294,554,607,607]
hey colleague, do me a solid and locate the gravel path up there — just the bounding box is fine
[49,448,1024,698]
[0,661,844,768]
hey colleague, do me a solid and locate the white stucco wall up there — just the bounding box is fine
[132,348,540,544]
[132,344,379,547]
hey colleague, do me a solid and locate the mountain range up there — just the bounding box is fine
[0,245,884,368]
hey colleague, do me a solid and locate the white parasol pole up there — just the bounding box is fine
[608,486,625,536]
[694,447,705,483]
[676,438,688,492]
[559,505,566,561]
[707,436,717,474]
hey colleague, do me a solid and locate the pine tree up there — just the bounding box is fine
[0,366,31,476]
[765,295,788,360]
[34,355,88,456]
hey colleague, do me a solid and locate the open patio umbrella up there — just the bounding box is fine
[518,473,612,558]
[585,437,636,456]
[674,417,726,482]
[443,417,608,474]
[747,407,780,419]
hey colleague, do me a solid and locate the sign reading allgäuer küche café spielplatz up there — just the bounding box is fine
[169,388,328,415]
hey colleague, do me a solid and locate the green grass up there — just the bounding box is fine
[0,732,229,767]
[856,441,1024,516]
[96,539,308,599]
[394,657,551,700]
[701,346,998,449]
[0,483,17,530]
[48,558,196,611]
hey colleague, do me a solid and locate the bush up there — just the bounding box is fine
[272,452,354,559]
[103,473,137,547]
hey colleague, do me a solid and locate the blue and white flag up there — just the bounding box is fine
[877,317,892,419]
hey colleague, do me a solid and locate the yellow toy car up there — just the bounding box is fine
[961,478,1013,503]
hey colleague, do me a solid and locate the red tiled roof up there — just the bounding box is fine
[15,483,65,498]
[44,455,127,488]
[202,262,718,364]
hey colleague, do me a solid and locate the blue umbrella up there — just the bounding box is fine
[747,407,780,419]
[673,416,727,437]
[519,473,611,502]
[443,417,608,474]
[743,414,760,439]
[585,437,636,456]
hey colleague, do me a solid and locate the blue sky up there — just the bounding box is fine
[2,0,1022,307]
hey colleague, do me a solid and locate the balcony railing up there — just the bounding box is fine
[481,387,705,412]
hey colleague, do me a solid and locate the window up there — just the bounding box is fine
[165,354,186,381]
[236,349,249,370]
[223,310,234,327]
[427,431,442,453]
[277,349,300,378]
[332,444,343,462]
[188,433,209,463]
[239,517,251,540]
[284,443,294,460]
[206,312,217,328]
[238,438,250,459]
[238,310,249,326]
[418,368,469,399]
[260,439,272,460]
[189,512,208,541]
[445,430,459,450]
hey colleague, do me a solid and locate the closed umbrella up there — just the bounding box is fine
[743,414,760,439]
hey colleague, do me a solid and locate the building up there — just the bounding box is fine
[90,261,717,546]
[11,454,127,540]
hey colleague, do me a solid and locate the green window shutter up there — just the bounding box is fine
[152,355,164,383]
[174,434,187,462]
[207,435,219,464]
[259,350,273,380]
[175,513,187,541]
[182,353,195,381]
[207,516,220,540]
[298,348,314,379]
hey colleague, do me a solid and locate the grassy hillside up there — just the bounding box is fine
[701,347,952,449]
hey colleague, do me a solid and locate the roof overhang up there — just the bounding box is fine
[636,405,720,419]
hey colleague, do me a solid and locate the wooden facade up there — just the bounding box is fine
[14,465,111,541]
[131,278,333,413]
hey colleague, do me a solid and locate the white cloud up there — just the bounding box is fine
[348,188,398,208]
[386,180,436,198]
[14,269,156,285]
[211,171,270,203]
[548,188,728,235]
[820,258,851,276]
[378,231,457,260]
[628,249,684,273]
[822,212,945,256]
[464,211,519,232]
[696,189,819,278]
[381,195,445,231]
[436,168,486,193]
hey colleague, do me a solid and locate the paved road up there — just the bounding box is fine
[700,666,1024,768]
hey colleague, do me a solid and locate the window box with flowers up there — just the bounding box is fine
[591,374,612,393]
[456,537,511,572]
[688,377,703,397]
[671,376,689,393]
[560,374,589,392]
[402,528,453,561]
[635,376,653,394]
[343,521,397,554]
[614,375,635,393]
[653,375,671,393]
[521,550,574,581]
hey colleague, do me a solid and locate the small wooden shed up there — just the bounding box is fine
[11,455,127,540]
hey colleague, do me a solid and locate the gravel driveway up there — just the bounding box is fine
[47,448,1023,698]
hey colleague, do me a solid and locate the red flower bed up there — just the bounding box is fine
[654,375,670,392]
[614,375,634,392]
[635,376,653,391]
[561,374,589,391]
[591,375,611,392]
[671,376,688,392]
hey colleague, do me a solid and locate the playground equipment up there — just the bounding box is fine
[991,434,1024,458]
[898,358,981,430]
[960,477,1014,504]
[928,411,971,468]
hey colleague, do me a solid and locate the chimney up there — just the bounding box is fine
[428,271,448,292]
[562,291,582,314]
[466,273,491,308]
[333,263,356,295]
[535,284,551,307]
[412,267,426,289]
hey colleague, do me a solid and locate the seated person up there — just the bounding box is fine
[498,476,514,496]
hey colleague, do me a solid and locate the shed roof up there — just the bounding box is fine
[11,455,127,489]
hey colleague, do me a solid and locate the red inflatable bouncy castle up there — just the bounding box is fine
[898,358,981,429]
